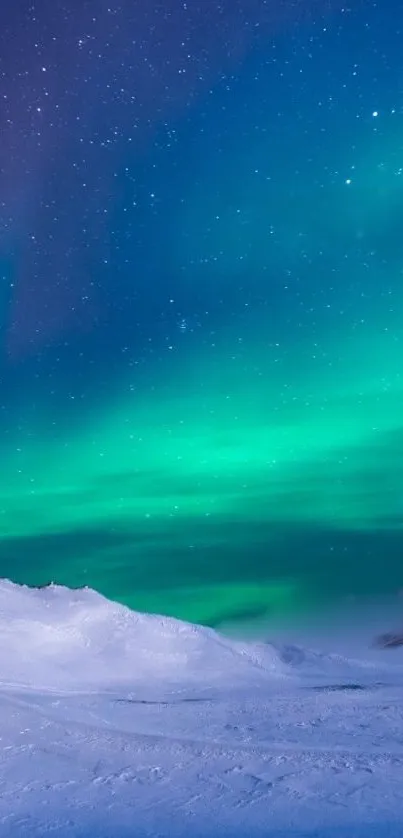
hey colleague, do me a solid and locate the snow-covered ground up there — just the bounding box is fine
[1,580,403,837]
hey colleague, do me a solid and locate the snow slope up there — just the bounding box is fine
[1,579,403,837]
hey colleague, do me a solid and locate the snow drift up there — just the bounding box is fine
[1,580,403,838]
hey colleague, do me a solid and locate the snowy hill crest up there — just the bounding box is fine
[0,579,397,695]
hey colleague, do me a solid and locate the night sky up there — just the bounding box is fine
[1,0,403,626]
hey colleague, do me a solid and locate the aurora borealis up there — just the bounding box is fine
[1,1,403,625]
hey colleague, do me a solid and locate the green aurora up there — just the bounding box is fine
[1,300,403,622]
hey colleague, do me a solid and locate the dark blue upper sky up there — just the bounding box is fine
[0,1,401,433]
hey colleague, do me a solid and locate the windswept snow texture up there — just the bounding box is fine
[1,581,403,838]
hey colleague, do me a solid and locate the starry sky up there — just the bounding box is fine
[1,0,403,626]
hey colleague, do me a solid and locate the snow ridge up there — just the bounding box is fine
[0,579,292,692]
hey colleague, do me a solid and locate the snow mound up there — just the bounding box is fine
[0,580,292,693]
[272,642,378,677]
